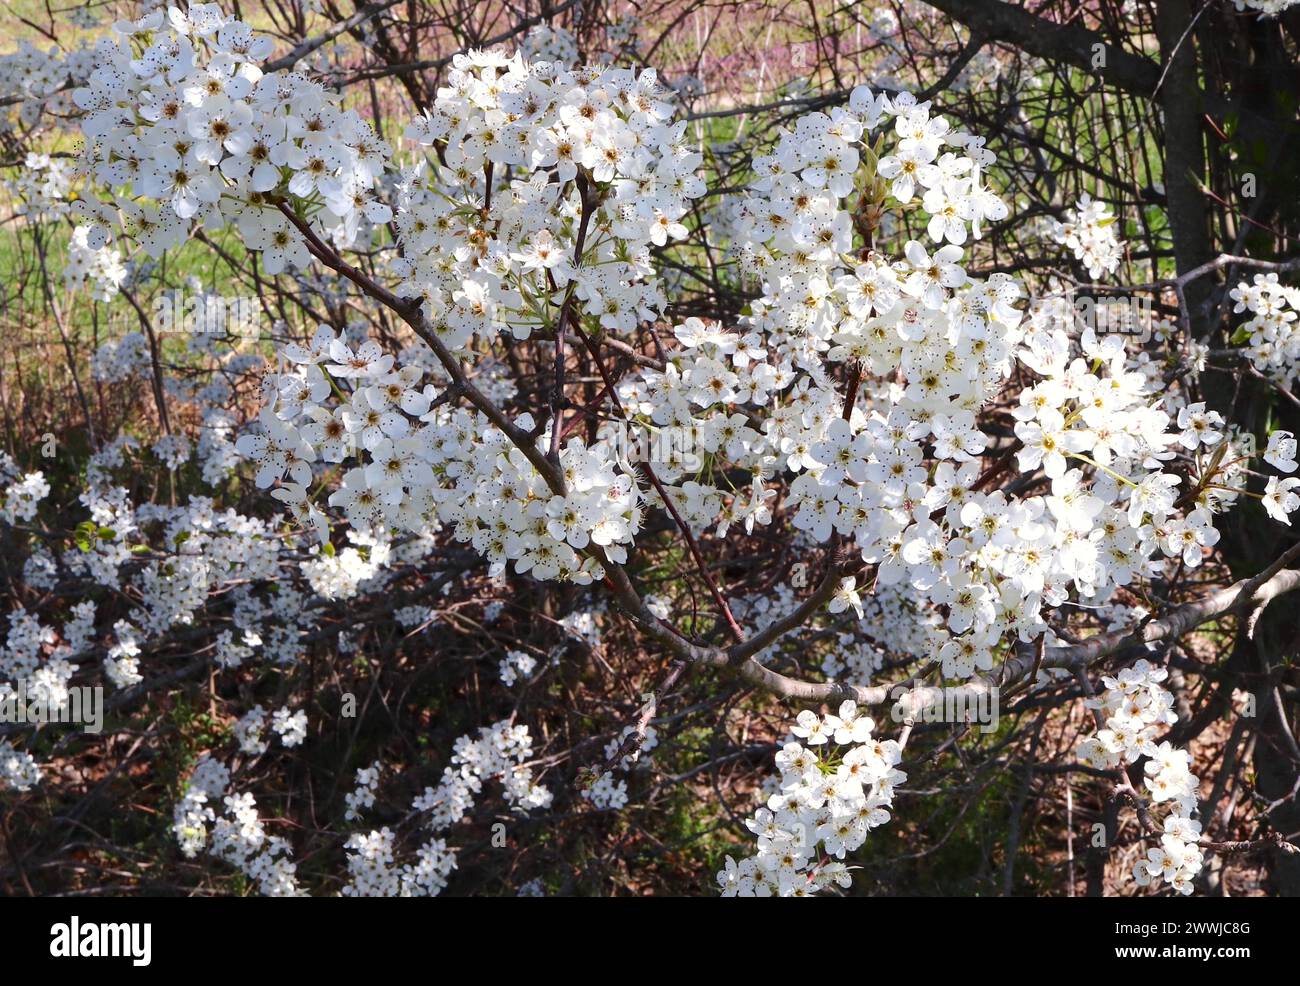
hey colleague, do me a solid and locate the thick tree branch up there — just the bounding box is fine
[919,0,1160,97]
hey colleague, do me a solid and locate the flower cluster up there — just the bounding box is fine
[65,224,128,301]
[1051,194,1124,279]
[73,6,701,345]
[392,52,701,349]
[580,718,660,810]
[66,8,712,588]
[168,714,552,898]
[603,722,659,770]
[718,702,904,896]
[1232,0,1300,15]
[244,330,641,583]
[582,771,629,809]
[70,5,386,270]
[344,762,382,822]
[0,739,42,792]
[498,649,537,686]
[234,705,270,754]
[91,333,150,383]
[622,90,1216,687]
[172,754,306,895]
[270,706,307,747]
[342,718,551,896]
[1076,659,1204,895]
[1229,272,1300,385]
[1,471,50,524]
[342,828,457,897]
[0,39,95,132]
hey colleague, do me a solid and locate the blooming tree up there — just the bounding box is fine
[2,0,1300,897]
